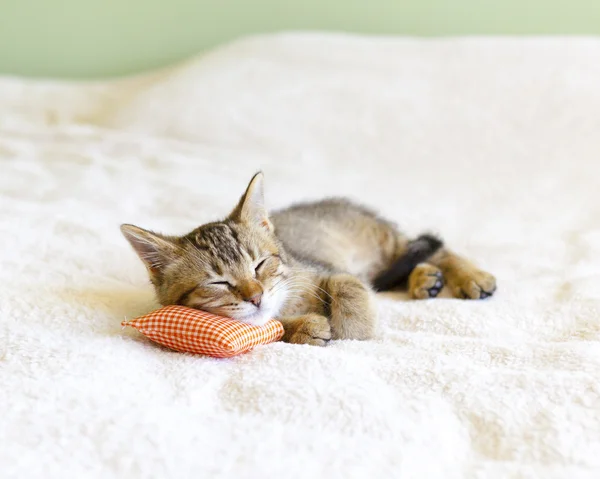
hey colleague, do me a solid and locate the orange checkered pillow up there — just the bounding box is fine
[122,305,284,358]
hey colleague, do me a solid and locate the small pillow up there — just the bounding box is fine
[122,305,284,358]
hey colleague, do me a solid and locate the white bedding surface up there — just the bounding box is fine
[1,34,600,478]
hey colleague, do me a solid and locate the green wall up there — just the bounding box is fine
[1,0,599,79]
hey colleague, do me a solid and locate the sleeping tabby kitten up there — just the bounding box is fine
[121,173,496,345]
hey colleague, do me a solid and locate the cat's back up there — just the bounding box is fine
[274,197,378,223]
[271,198,402,280]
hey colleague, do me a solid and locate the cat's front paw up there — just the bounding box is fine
[284,314,332,346]
[450,269,496,300]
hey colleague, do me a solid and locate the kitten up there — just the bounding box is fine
[121,173,496,345]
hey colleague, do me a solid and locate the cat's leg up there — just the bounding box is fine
[320,274,376,340]
[280,314,332,346]
[429,249,496,299]
[408,263,444,299]
[379,230,495,300]
[278,274,375,345]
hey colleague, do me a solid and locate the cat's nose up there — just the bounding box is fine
[246,293,262,308]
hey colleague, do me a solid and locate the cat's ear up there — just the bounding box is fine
[229,172,273,231]
[120,224,179,277]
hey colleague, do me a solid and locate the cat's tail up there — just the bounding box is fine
[372,234,444,292]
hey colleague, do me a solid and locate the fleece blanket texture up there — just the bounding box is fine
[1,34,599,479]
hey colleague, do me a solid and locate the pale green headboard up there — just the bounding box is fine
[1,0,599,79]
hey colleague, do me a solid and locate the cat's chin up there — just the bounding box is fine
[235,291,287,326]
[235,310,272,327]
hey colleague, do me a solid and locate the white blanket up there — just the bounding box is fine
[1,34,600,478]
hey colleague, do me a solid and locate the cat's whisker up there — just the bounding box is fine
[279,287,328,306]
[284,279,335,303]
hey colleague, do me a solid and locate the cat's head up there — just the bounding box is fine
[121,173,290,325]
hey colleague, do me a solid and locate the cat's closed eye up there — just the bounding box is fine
[255,255,282,277]
[254,259,267,275]
[210,281,232,288]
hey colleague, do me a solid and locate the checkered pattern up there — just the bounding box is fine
[122,305,284,358]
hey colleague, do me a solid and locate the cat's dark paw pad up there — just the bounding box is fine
[427,274,445,297]
[409,265,444,300]
[478,288,496,300]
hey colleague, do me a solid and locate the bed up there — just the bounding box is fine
[1,33,599,478]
